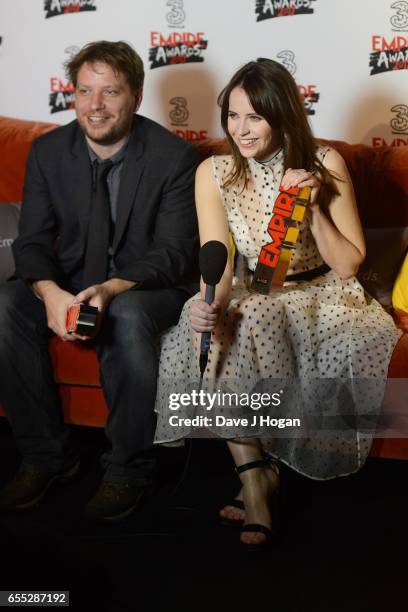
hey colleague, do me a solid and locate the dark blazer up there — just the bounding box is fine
[13,115,199,292]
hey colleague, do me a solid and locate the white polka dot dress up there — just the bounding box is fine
[154,148,401,479]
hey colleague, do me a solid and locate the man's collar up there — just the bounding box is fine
[87,133,130,165]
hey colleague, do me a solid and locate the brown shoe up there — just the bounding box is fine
[84,480,148,522]
[0,460,80,512]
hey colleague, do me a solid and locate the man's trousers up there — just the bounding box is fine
[0,280,187,484]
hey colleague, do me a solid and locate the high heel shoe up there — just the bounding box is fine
[236,457,280,553]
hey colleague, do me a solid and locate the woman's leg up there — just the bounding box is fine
[223,438,279,545]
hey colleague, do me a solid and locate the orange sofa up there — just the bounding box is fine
[1,115,407,458]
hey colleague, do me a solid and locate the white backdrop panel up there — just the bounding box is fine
[0,0,407,147]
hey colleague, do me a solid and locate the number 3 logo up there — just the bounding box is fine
[390,1,408,29]
[276,50,297,76]
[391,104,408,133]
[169,97,189,124]
[166,0,186,27]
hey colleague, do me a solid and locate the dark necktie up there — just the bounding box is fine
[82,159,113,289]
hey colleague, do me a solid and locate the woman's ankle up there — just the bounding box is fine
[239,466,278,516]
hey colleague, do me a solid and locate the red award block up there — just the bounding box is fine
[251,185,311,294]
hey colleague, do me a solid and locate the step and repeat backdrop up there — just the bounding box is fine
[0,0,408,146]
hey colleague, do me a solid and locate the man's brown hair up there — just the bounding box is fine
[65,40,144,93]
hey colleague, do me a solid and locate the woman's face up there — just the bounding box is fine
[227,86,280,161]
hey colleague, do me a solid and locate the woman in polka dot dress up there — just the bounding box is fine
[154,59,401,549]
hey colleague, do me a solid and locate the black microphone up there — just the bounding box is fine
[198,240,228,377]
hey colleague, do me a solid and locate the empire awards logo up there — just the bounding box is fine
[370,35,408,73]
[369,3,408,74]
[149,32,208,69]
[372,105,408,147]
[44,0,97,19]
[169,97,208,141]
[276,50,320,116]
[149,1,208,69]
[255,0,316,21]
[48,46,78,114]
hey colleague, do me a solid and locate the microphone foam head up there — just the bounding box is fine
[199,240,228,285]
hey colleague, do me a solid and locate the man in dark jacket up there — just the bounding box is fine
[0,41,198,520]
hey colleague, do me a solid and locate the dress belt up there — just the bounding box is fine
[285,264,331,282]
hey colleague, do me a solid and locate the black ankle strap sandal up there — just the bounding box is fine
[219,458,280,533]
[235,457,280,553]
[236,457,280,482]
[219,460,271,528]
[236,459,269,474]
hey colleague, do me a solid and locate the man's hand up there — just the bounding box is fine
[72,279,136,340]
[33,280,76,341]
[72,284,114,339]
[73,283,114,314]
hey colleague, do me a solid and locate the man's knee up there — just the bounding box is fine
[0,282,25,334]
[0,283,24,362]
[97,293,161,379]
[101,291,157,345]
[0,282,17,317]
[0,281,45,348]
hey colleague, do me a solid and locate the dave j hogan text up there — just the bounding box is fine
[168,415,301,429]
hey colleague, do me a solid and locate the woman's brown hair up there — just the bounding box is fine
[218,58,338,195]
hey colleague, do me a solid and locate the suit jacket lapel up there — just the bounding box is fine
[112,120,145,253]
[70,126,93,253]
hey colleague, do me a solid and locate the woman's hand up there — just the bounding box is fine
[281,168,321,205]
[190,298,222,333]
[293,149,366,279]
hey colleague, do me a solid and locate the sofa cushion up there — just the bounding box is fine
[0,116,57,202]
[49,337,101,386]
[0,202,21,282]
[318,139,408,306]
[357,227,408,308]
[320,139,408,228]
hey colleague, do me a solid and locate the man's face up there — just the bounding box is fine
[75,61,141,146]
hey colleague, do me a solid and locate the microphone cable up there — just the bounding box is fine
[162,241,229,515]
